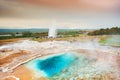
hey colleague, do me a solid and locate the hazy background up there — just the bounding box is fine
[0,0,120,29]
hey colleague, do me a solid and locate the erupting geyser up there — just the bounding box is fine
[48,20,57,38]
[48,27,57,38]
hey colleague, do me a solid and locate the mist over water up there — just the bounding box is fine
[26,50,119,79]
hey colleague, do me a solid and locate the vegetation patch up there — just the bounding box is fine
[99,35,120,47]
[0,50,29,65]
[88,27,120,35]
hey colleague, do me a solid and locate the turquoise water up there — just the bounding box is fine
[27,53,76,77]
[26,52,97,79]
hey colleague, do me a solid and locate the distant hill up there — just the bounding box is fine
[0,28,49,33]
[88,27,120,35]
[57,29,81,32]
[0,28,83,33]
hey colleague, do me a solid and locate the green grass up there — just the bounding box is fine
[32,35,88,42]
[99,35,120,47]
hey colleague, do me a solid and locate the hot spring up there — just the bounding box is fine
[26,52,77,77]
[25,50,119,80]
[25,52,99,79]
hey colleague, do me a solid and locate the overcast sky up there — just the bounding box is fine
[0,0,120,29]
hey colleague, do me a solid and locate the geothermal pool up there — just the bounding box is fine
[25,52,114,80]
[26,53,76,77]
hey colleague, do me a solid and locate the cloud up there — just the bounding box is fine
[0,0,120,18]
[19,0,120,12]
[0,0,119,29]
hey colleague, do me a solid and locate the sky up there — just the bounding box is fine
[0,0,120,29]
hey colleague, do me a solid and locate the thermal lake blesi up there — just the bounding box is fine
[26,52,77,77]
[25,51,117,80]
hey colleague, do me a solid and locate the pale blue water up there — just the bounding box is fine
[26,52,96,79]
[27,53,76,77]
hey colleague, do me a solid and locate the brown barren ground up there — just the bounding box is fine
[12,65,33,80]
[0,50,29,66]
[0,38,27,46]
